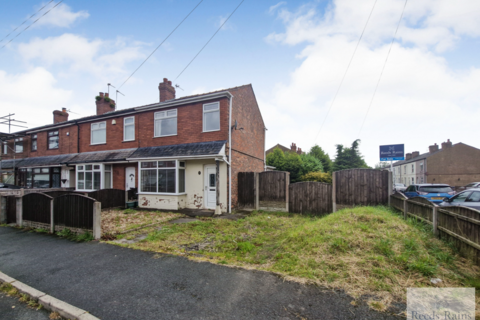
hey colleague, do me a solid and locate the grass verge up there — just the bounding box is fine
[112,206,480,314]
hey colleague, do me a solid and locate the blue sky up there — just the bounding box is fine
[1,0,480,166]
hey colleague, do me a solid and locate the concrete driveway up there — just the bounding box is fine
[0,227,401,320]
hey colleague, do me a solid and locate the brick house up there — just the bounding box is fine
[266,143,304,156]
[392,140,480,186]
[0,78,266,213]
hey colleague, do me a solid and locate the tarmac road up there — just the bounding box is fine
[0,291,51,320]
[0,227,402,320]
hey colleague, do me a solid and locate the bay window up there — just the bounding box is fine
[76,164,112,191]
[140,160,185,194]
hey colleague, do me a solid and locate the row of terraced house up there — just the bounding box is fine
[0,78,266,214]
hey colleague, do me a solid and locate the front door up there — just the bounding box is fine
[126,167,136,190]
[204,165,216,209]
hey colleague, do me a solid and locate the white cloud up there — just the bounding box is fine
[268,2,286,14]
[34,2,89,28]
[263,0,480,166]
[0,67,73,128]
[17,34,145,83]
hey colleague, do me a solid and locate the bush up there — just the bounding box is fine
[95,95,102,101]
[104,96,111,102]
[300,171,332,183]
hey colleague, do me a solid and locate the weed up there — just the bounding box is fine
[49,311,62,319]
[123,208,136,215]
[219,260,228,264]
[237,241,255,253]
[19,293,29,302]
[35,228,49,233]
[57,228,73,238]
[76,231,94,242]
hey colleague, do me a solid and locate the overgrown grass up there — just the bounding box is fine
[56,228,93,242]
[114,206,480,313]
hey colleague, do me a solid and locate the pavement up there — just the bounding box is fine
[0,227,402,320]
[0,291,51,320]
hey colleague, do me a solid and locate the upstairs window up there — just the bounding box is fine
[91,121,106,145]
[31,134,37,151]
[124,117,135,141]
[203,102,220,132]
[154,109,177,137]
[2,142,6,154]
[411,164,414,173]
[15,138,23,153]
[48,130,59,149]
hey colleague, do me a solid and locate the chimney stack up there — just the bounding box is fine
[290,143,297,153]
[96,92,115,115]
[441,139,452,149]
[429,143,439,153]
[297,147,302,155]
[158,78,176,102]
[405,153,412,160]
[412,151,420,158]
[53,107,69,124]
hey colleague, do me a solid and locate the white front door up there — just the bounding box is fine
[204,165,216,209]
[126,167,136,190]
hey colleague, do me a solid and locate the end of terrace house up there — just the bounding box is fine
[0,78,266,214]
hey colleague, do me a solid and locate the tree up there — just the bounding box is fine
[300,171,332,184]
[266,147,285,170]
[374,162,390,169]
[309,145,332,173]
[299,153,323,177]
[332,139,370,171]
[283,151,303,182]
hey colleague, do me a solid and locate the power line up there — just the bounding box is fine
[118,0,204,89]
[174,0,245,81]
[0,0,55,44]
[313,0,378,144]
[357,0,408,138]
[0,0,65,50]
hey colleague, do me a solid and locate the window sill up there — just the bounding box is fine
[138,192,186,196]
[47,148,59,150]
[123,140,135,143]
[153,134,177,138]
[202,129,220,133]
[90,143,106,146]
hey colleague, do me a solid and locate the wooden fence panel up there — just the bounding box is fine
[437,206,480,265]
[390,192,407,212]
[259,171,286,202]
[289,182,332,215]
[406,197,435,223]
[54,194,95,229]
[238,172,255,208]
[22,193,52,224]
[6,196,16,224]
[87,189,125,209]
[335,169,389,207]
[42,191,77,198]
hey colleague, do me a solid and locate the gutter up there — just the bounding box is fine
[126,154,224,161]
[135,91,233,112]
[228,95,233,214]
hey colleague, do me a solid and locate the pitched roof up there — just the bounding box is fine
[129,140,226,159]
[63,148,138,164]
[393,150,440,166]
[266,144,290,155]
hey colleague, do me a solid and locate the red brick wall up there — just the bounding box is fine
[229,85,266,208]
[112,163,138,190]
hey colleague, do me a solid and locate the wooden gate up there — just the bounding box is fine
[54,194,95,229]
[6,196,16,224]
[23,193,53,224]
[238,172,255,208]
[289,182,332,215]
[259,171,289,210]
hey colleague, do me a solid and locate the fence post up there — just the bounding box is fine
[432,206,438,236]
[332,172,337,212]
[125,190,128,209]
[0,195,5,224]
[403,199,408,220]
[50,199,54,234]
[255,172,259,210]
[93,201,101,240]
[285,172,290,212]
[16,196,23,227]
[388,171,392,207]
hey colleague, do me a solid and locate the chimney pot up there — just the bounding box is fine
[62,108,67,112]
[429,143,439,153]
[99,92,104,97]
[53,108,69,124]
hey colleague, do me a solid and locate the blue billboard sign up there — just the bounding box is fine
[380,144,404,161]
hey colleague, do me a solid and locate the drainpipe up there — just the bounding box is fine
[228,95,233,214]
[75,121,80,153]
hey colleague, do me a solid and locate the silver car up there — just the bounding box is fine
[393,183,406,193]
[438,188,480,210]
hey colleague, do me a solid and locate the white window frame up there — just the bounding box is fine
[203,102,220,132]
[14,138,23,153]
[154,109,177,137]
[123,116,135,141]
[3,142,7,155]
[76,164,110,191]
[91,121,106,145]
[138,160,186,195]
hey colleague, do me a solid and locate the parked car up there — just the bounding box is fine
[0,183,21,189]
[403,184,455,203]
[464,182,480,189]
[393,183,406,193]
[438,188,480,210]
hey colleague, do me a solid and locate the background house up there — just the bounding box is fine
[266,143,304,156]
[393,140,480,186]
[0,78,266,213]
